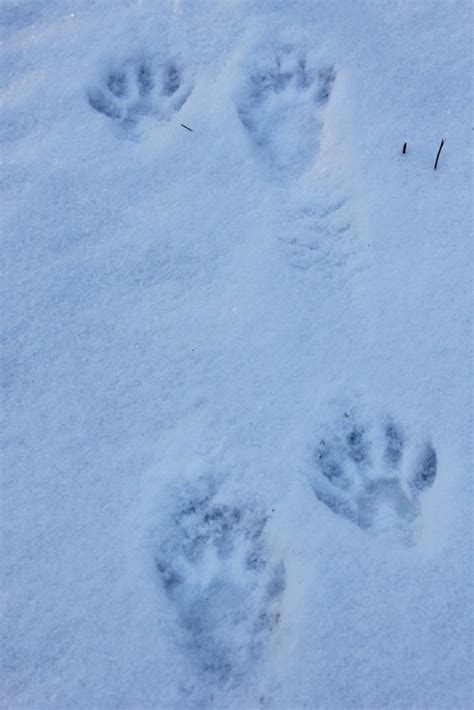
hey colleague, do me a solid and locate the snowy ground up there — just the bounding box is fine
[1,0,473,708]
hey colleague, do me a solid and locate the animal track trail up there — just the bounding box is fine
[237,45,336,174]
[155,476,286,683]
[87,53,191,134]
[311,410,437,545]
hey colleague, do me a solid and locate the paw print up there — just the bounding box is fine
[237,45,335,172]
[154,476,286,681]
[87,54,191,133]
[311,409,437,544]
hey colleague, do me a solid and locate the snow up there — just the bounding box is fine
[1,0,472,708]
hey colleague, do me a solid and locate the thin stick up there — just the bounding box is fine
[434,139,445,170]
[402,142,407,154]
[180,123,193,132]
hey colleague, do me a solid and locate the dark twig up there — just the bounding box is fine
[402,142,407,154]
[180,123,193,132]
[434,139,445,170]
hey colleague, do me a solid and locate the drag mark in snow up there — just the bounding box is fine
[154,476,285,683]
[311,410,437,545]
[237,45,335,173]
[87,54,192,135]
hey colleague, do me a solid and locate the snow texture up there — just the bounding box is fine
[1,0,473,708]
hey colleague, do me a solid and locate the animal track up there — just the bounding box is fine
[155,476,285,682]
[311,410,437,544]
[279,199,352,272]
[237,46,335,173]
[87,54,191,133]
